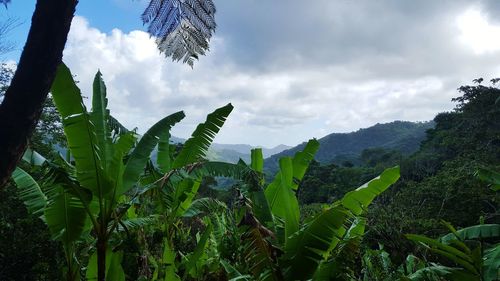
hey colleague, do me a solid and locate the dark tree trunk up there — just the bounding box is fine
[97,236,107,281]
[0,0,78,187]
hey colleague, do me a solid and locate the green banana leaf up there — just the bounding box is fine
[161,238,181,281]
[182,198,227,218]
[51,63,107,196]
[291,139,320,190]
[90,71,112,173]
[264,139,320,243]
[265,156,300,244]
[188,161,260,187]
[157,139,172,173]
[341,166,400,216]
[86,249,125,281]
[115,215,159,232]
[12,167,47,218]
[476,168,500,191]
[407,265,478,281]
[121,111,185,195]
[440,224,500,244]
[248,148,274,228]
[172,103,233,169]
[182,224,213,277]
[22,148,46,165]
[251,148,264,173]
[283,205,349,280]
[220,260,252,281]
[174,178,201,217]
[406,234,479,275]
[44,183,88,246]
[283,166,400,280]
[107,132,136,200]
[483,243,500,281]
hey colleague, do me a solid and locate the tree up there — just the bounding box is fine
[0,0,218,187]
[0,0,78,187]
[0,17,18,56]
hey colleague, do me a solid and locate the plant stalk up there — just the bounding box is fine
[97,236,107,281]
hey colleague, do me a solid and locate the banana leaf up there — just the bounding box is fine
[172,103,233,169]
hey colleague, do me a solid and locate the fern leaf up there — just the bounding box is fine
[142,0,216,66]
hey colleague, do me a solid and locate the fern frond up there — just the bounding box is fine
[0,0,10,7]
[142,0,216,66]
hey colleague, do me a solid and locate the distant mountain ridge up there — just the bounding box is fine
[168,136,291,163]
[210,143,291,158]
[264,120,434,172]
[206,143,292,163]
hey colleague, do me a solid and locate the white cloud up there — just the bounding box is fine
[457,8,500,54]
[63,1,500,147]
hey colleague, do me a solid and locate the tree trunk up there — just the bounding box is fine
[0,0,78,187]
[97,236,107,281]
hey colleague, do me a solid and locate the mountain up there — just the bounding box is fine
[166,137,291,163]
[264,120,434,173]
[207,143,292,163]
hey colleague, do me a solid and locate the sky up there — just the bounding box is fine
[2,0,500,147]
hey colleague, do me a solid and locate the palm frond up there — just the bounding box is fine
[142,0,217,67]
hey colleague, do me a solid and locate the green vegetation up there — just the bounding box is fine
[265,120,433,173]
[0,63,499,280]
[1,1,498,280]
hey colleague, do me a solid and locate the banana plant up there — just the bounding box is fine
[361,245,427,281]
[406,222,500,281]
[133,116,266,280]
[213,141,400,280]
[11,63,233,281]
[406,171,500,281]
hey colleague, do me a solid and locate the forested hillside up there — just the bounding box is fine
[265,120,434,173]
[295,83,500,271]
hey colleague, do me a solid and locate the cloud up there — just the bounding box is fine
[63,1,500,147]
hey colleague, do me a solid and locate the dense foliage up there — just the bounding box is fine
[1,66,499,280]
[290,82,500,279]
[265,121,433,173]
